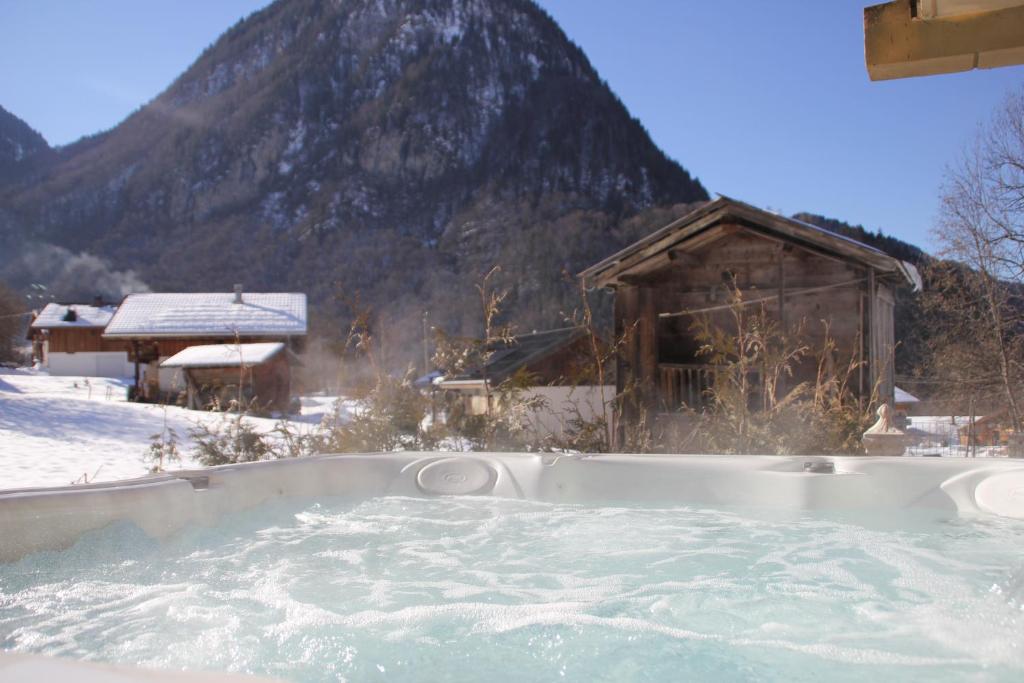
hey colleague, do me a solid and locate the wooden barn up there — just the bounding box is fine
[160,342,293,412]
[579,197,920,430]
[28,302,132,377]
[103,287,307,403]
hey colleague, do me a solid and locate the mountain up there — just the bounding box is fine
[792,212,927,265]
[0,105,50,186]
[0,0,707,352]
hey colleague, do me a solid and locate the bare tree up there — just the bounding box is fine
[475,266,514,418]
[934,86,1024,429]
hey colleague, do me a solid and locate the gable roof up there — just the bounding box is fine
[104,292,307,338]
[580,196,919,288]
[160,342,286,368]
[894,386,920,405]
[442,327,587,385]
[30,303,117,329]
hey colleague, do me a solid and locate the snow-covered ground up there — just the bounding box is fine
[1,369,1011,490]
[0,369,352,490]
[905,415,1009,458]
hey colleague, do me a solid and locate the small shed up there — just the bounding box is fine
[103,287,307,402]
[580,197,919,429]
[28,302,131,377]
[437,327,614,437]
[894,386,920,411]
[160,342,291,411]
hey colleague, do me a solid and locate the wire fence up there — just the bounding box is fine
[904,415,1024,458]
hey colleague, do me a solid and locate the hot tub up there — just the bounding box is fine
[1,453,1023,681]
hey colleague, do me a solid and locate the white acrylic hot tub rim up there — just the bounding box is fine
[0,452,1022,566]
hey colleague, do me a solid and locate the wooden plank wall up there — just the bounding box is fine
[872,282,896,405]
[613,228,897,416]
[47,328,128,354]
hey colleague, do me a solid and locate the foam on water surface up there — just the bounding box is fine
[1,497,1023,682]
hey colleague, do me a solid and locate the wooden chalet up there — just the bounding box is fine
[103,286,307,402]
[28,302,131,377]
[579,197,920,430]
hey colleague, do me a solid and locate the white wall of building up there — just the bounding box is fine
[441,384,616,440]
[523,385,615,439]
[46,352,133,378]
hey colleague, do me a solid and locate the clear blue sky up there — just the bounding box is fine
[2,1,1023,252]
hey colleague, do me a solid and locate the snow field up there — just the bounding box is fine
[0,369,352,490]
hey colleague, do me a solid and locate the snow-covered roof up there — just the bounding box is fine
[30,303,117,329]
[894,386,921,405]
[160,342,286,368]
[104,292,307,338]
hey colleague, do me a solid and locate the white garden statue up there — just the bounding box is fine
[862,403,909,456]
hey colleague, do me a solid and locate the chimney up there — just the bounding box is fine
[93,295,104,307]
[233,284,243,304]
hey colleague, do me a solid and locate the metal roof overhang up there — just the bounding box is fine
[865,0,1024,80]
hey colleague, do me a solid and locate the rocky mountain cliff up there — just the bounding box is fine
[0,105,50,186]
[0,0,707,348]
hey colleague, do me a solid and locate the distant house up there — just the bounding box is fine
[894,387,920,412]
[437,327,614,438]
[28,302,132,378]
[103,286,307,402]
[959,409,1013,449]
[160,342,293,412]
[579,197,920,437]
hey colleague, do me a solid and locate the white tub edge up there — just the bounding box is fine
[1,453,1023,565]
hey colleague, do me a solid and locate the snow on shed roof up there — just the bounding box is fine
[104,292,307,338]
[160,342,286,368]
[894,386,920,405]
[30,303,117,329]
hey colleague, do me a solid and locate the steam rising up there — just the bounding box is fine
[10,243,150,302]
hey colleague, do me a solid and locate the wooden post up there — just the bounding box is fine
[638,285,658,408]
[776,245,786,328]
[613,286,634,450]
[131,340,141,396]
[969,394,976,458]
[867,268,877,403]
[776,244,786,397]
[857,291,865,408]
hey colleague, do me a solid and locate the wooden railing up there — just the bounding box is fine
[658,363,716,411]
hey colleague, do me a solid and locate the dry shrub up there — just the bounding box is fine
[688,285,873,455]
[189,415,273,466]
[323,370,430,452]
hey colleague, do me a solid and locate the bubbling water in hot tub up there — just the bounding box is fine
[1,495,1022,682]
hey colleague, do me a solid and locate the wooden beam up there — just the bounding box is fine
[777,245,787,395]
[667,250,701,266]
[596,218,726,285]
[865,0,1024,81]
[867,269,878,397]
[611,227,730,284]
[658,278,866,319]
[858,289,866,406]
[776,245,786,330]
[131,340,140,392]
